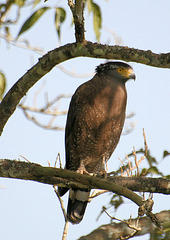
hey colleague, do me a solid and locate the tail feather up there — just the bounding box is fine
[67,188,90,224]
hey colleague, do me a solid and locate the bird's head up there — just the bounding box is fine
[96,61,136,82]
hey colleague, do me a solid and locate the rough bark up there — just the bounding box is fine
[0,159,169,195]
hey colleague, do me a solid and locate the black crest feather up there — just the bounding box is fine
[96,61,132,74]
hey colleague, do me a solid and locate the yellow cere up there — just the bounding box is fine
[117,67,133,77]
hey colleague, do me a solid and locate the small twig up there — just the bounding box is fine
[18,92,71,130]
[20,155,31,163]
[0,33,93,78]
[52,158,69,240]
[42,94,71,111]
[47,159,67,222]
[120,130,148,177]
[54,156,69,240]
[120,229,138,239]
[133,146,139,176]
[54,186,67,221]
[104,209,141,239]
[55,153,62,169]
[20,108,64,130]
[143,128,148,156]
[62,221,69,240]
[126,112,135,119]
[33,81,46,107]
[47,114,57,129]
[120,166,123,176]
[105,161,108,172]
[103,25,123,45]
[103,209,141,231]
[125,154,133,176]
[19,104,68,116]
[47,161,69,238]
[118,157,129,176]
[121,155,145,177]
[0,33,45,54]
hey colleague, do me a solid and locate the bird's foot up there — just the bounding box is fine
[77,168,89,175]
[76,168,95,176]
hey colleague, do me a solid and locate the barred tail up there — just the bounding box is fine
[67,188,90,224]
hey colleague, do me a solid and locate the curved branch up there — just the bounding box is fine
[0,159,169,195]
[78,210,170,240]
[0,42,76,136]
[1,41,170,135]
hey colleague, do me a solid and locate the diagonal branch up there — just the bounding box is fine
[1,41,170,135]
[78,210,170,240]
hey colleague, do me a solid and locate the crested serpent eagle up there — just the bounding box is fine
[58,61,136,224]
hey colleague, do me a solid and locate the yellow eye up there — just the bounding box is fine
[117,68,123,73]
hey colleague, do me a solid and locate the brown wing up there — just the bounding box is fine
[65,74,127,173]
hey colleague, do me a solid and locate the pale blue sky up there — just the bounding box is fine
[0,0,170,239]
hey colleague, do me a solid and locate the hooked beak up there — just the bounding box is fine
[129,73,136,81]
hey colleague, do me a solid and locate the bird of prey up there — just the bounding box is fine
[58,61,135,224]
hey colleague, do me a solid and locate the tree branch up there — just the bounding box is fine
[1,41,170,135]
[74,0,86,42]
[68,0,86,42]
[0,159,169,195]
[78,210,170,240]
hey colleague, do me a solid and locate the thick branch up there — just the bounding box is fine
[106,176,170,195]
[78,210,170,240]
[1,41,170,135]
[0,159,169,195]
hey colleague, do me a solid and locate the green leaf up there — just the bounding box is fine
[87,0,93,12]
[87,0,102,42]
[55,7,66,39]
[17,7,49,37]
[110,194,123,211]
[92,3,102,42]
[15,0,25,7]
[146,149,157,167]
[163,150,170,158]
[141,166,164,177]
[0,72,6,100]
[129,148,157,167]
[147,166,163,176]
[140,168,148,176]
